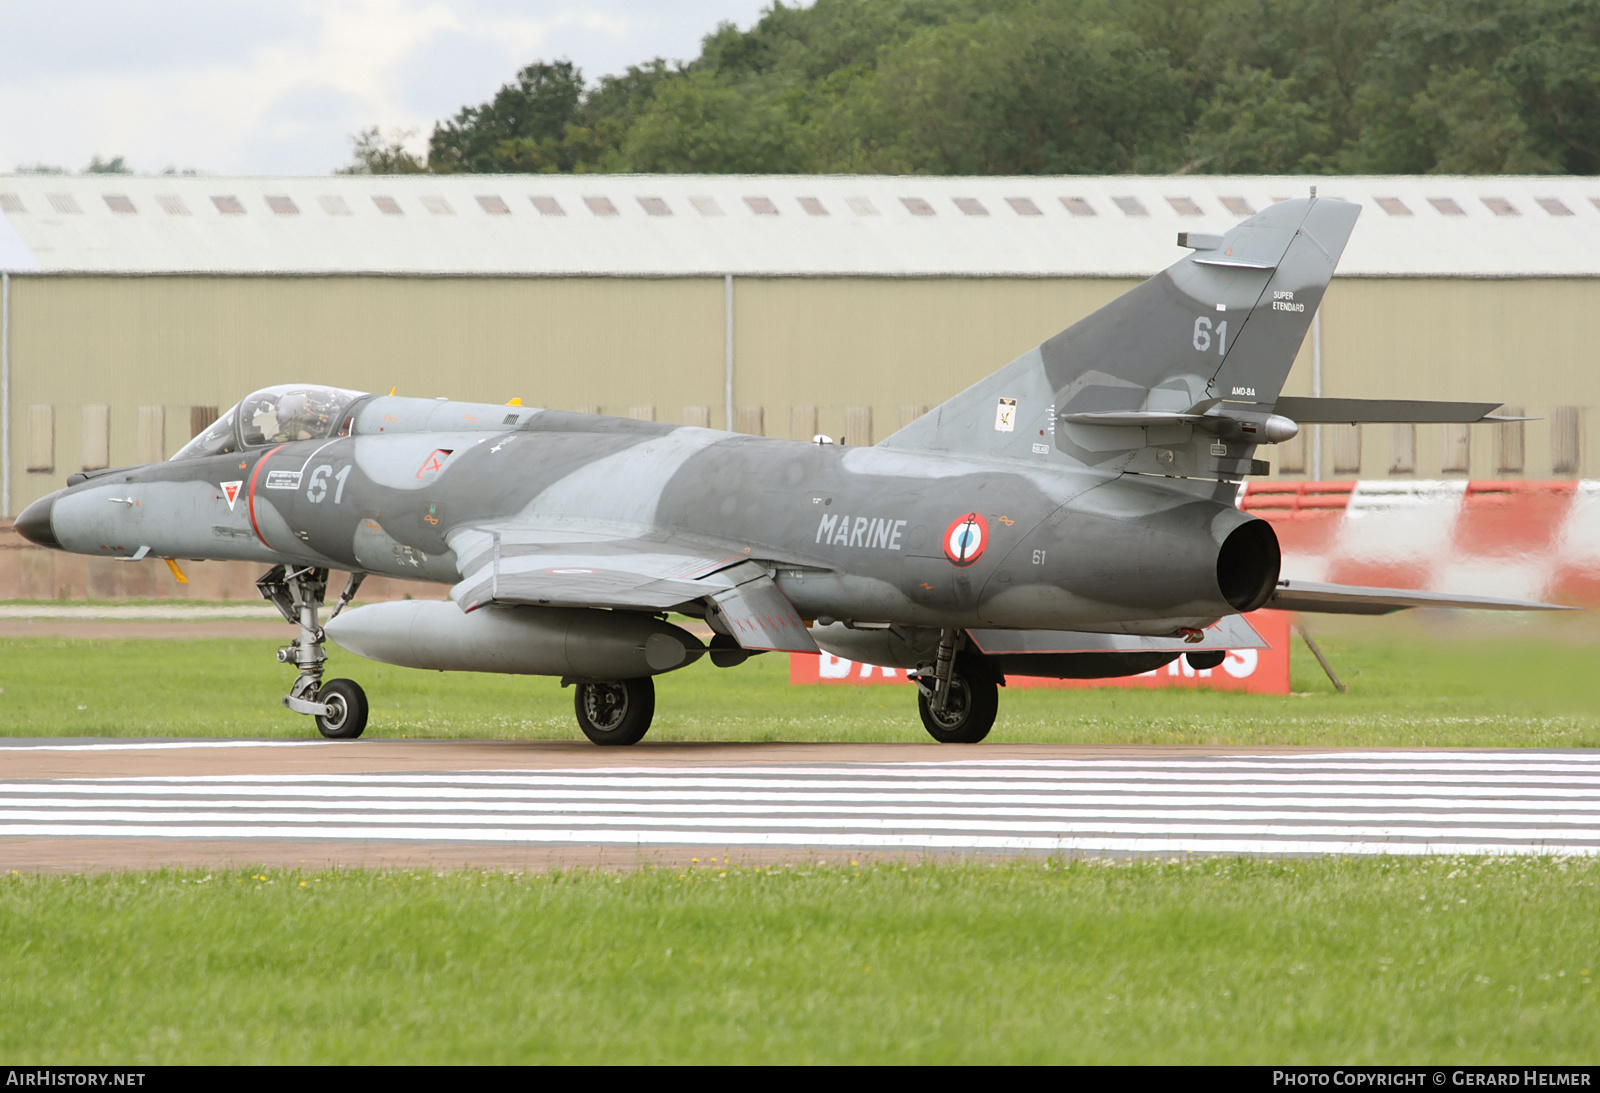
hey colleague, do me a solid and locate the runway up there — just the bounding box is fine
[3,741,1598,870]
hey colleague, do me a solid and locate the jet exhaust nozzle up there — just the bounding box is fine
[324,600,705,679]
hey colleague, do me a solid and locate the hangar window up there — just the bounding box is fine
[628,405,656,422]
[1552,407,1581,475]
[27,406,54,472]
[1428,197,1465,216]
[1331,424,1362,474]
[1482,196,1518,217]
[0,194,23,213]
[1166,196,1203,216]
[637,196,671,216]
[1375,197,1411,216]
[901,197,935,216]
[49,194,82,214]
[682,406,711,428]
[137,406,166,464]
[1060,197,1096,216]
[477,195,510,215]
[1442,423,1471,473]
[1497,405,1525,473]
[845,406,873,446]
[585,196,618,216]
[318,195,351,215]
[373,196,403,215]
[266,195,299,215]
[736,406,765,435]
[789,405,817,440]
[690,196,723,216]
[1389,424,1416,475]
[1111,196,1148,217]
[1536,197,1573,216]
[798,196,828,216]
[1220,196,1255,216]
[530,196,564,216]
[156,195,189,215]
[82,405,110,471]
[421,196,454,215]
[745,196,778,215]
[211,195,245,215]
[1006,197,1041,216]
[1590,197,1600,214]
[845,196,878,216]
[103,194,136,214]
[953,197,988,216]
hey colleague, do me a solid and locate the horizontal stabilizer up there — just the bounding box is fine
[968,614,1268,654]
[1267,578,1572,615]
[1271,397,1513,424]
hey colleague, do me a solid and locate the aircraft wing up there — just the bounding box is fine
[448,527,819,653]
[1267,578,1573,615]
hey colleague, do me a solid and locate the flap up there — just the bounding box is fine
[709,568,819,654]
[449,526,755,613]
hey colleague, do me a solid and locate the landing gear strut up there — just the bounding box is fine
[910,629,999,743]
[257,565,369,739]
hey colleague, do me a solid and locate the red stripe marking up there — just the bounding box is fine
[246,445,288,549]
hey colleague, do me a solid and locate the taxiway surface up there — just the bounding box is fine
[3,740,1597,872]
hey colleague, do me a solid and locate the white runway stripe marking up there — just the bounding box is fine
[5,752,1598,856]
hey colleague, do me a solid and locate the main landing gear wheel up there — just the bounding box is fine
[315,678,368,740]
[574,677,656,746]
[918,659,999,744]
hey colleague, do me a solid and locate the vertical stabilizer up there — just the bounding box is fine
[882,196,1361,484]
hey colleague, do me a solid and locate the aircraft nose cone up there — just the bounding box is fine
[14,490,62,549]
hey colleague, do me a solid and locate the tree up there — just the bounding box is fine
[428,61,585,173]
[338,127,426,174]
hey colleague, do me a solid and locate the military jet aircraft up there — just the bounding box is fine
[15,193,1560,745]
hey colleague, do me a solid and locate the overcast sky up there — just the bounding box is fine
[1,1,792,176]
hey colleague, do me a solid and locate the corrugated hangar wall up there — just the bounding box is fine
[4,273,1599,515]
[5,172,1600,518]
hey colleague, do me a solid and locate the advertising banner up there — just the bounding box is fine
[790,610,1293,694]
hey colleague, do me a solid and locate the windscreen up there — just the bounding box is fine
[169,407,239,460]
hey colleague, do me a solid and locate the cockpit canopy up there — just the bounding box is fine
[171,384,368,460]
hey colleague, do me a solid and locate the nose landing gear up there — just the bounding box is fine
[257,565,369,739]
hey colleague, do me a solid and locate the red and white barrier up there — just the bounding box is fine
[1240,479,1600,604]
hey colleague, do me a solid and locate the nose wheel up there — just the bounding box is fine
[258,566,370,739]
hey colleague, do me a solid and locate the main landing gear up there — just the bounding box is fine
[571,677,656,746]
[910,629,999,743]
[257,565,369,739]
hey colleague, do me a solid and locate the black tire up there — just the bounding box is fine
[573,677,655,746]
[315,678,368,740]
[917,658,999,743]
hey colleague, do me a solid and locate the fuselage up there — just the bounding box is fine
[23,394,1278,636]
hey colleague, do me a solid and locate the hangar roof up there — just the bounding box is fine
[2,173,1598,279]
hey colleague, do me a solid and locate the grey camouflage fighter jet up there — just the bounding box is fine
[15,193,1560,744]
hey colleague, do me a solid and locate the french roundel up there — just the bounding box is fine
[943,512,989,567]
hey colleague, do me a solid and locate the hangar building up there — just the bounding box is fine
[2,173,1598,521]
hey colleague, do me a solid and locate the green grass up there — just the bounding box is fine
[3,857,1596,1064]
[1,617,1598,745]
